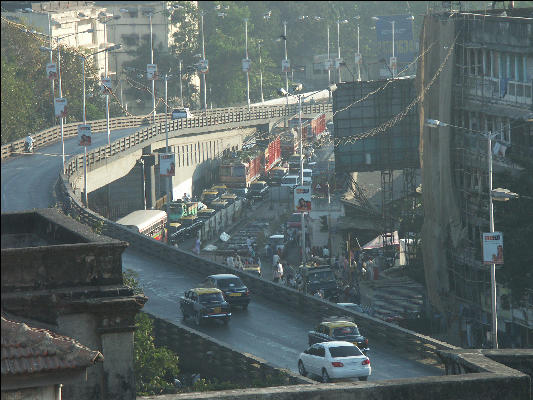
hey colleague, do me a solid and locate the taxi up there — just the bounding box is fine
[211,184,228,196]
[179,287,231,326]
[221,193,237,204]
[201,190,219,204]
[308,318,369,354]
[197,208,216,220]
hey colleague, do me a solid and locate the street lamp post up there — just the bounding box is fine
[200,10,207,112]
[179,59,184,107]
[283,20,289,128]
[164,73,172,232]
[258,41,264,103]
[336,19,348,83]
[244,18,250,109]
[426,118,519,350]
[356,22,361,81]
[149,13,156,123]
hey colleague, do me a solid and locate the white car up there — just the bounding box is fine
[171,108,194,119]
[298,341,371,383]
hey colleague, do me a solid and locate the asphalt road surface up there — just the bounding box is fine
[2,126,443,381]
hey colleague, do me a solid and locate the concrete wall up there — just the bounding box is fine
[148,313,313,387]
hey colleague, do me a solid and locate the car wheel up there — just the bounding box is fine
[194,312,201,326]
[321,369,330,383]
[358,376,368,381]
[298,360,307,377]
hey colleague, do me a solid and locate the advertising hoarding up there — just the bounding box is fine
[46,63,57,80]
[77,124,92,147]
[146,64,158,80]
[294,185,312,213]
[375,15,417,66]
[160,153,175,177]
[482,232,504,265]
[54,98,68,118]
[242,58,251,72]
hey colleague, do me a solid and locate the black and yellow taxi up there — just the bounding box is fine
[179,287,231,326]
[308,318,369,354]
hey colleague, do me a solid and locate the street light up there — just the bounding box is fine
[426,118,519,349]
[336,19,349,83]
[39,28,94,171]
[79,43,121,207]
[244,18,250,110]
[258,41,264,103]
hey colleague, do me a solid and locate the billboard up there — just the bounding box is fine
[333,78,419,173]
[77,124,92,147]
[146,64,158,80]
[294,185,312,213]
[375,15,417,67]
[482,232,504,265]
[160,153,175,176]
[54,97,68,118]
[46,63,57,80]
[101,77,112,95]
[242,58,251,72]
[282,59,291,73]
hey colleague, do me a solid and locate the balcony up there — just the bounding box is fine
[458,76,532,108]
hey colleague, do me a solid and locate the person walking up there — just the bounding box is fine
[273,260,283,283]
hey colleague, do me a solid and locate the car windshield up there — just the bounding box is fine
[198,292,224,303]
[328,345,363,358]
[217,277,244,289]
[308,270,336,283]
[333,326,360,336]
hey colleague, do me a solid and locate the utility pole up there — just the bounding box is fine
[244,18,250,110]
[149,13,156,122]
[179,59,184,107]
[200,10,207,112]
[283,20,289,129]
[258,42,264,103]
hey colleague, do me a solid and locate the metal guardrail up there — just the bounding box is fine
[1,103,331,161]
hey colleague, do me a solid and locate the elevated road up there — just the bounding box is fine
[1,107,443,382]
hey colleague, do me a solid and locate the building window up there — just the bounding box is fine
[493,51,499,78]
[484,50,492,77]
[509,54,515,80]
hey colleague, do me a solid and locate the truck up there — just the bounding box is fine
[289,113,326,144]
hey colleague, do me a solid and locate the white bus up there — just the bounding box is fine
[116,210,167,242]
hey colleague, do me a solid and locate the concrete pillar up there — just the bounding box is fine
[146,165,156,209]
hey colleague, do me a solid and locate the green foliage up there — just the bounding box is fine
[1,19,119,145]
[123,269,144,295]
[134,312,181,396]
[91,220,104,235]
[493,169,533,304]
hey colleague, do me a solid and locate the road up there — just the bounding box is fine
[1,125,443,381]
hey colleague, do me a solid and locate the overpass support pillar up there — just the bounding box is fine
[142,145,157,210]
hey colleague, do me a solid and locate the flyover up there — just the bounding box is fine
[3,103,449,382]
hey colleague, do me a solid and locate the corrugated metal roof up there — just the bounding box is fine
[1,316,103,376]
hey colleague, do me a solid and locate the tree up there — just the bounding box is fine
[123,269,180,396]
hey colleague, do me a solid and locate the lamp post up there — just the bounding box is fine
[149,13,156,122]
[282,20,289,129]
[80,44,121,207]
[200,10,207,112]
[258,41,264,103]
[336,19,348,83]
[244,18,250,109]
[179,59,184,107]
[164,72,173,232]
[426,118,519,349]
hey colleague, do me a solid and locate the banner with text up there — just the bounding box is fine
[160,153,175,177]
[46,63,57,80]
[77,124,92,147]
[294,185,312,213]
[482,232,504,265]
[375,15,417,67]
[54,98,68,118]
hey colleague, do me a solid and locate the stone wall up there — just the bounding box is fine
[147,313,314,387]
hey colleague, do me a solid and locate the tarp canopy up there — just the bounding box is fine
[362,231,400,249]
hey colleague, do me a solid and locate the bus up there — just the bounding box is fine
[116,210,167,242]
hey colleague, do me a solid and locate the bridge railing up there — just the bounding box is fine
[2,103,331,161]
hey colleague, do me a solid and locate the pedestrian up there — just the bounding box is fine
[227,254,235,269]
[194,237,201,255]
[272,252,280,267]
[272,260,283,283]
[235,254,243,270]
[322,246,329,258]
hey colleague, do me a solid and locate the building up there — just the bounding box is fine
[418,6,532,349]
[1,209,147,399]
[1,315,103,399]
[2,2,113,78]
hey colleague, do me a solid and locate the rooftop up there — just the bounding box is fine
[1,315,103,376]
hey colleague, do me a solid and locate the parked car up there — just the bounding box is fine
[171,107,194,119]
[248,181,269,200]
[179,287,231,326]
[308,319,369,354]
[201,274,251,309]
[298,341,371,383]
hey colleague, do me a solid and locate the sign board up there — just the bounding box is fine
[146,64,158,80]
[390,56,397,72]
[482,232,504,265]
[375,15,417,65]
[54,97,68,118]
[294,185,312,213]
[160,153,175,177]
[282,59,291,73]
[354,53,362,65]
[242,58,251,72]
[324,59,333,70]
[334,58,343,68]
[198,59,208,73]
[46,63,57,80]
[101,77,112,94]
[77,124,92,147]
